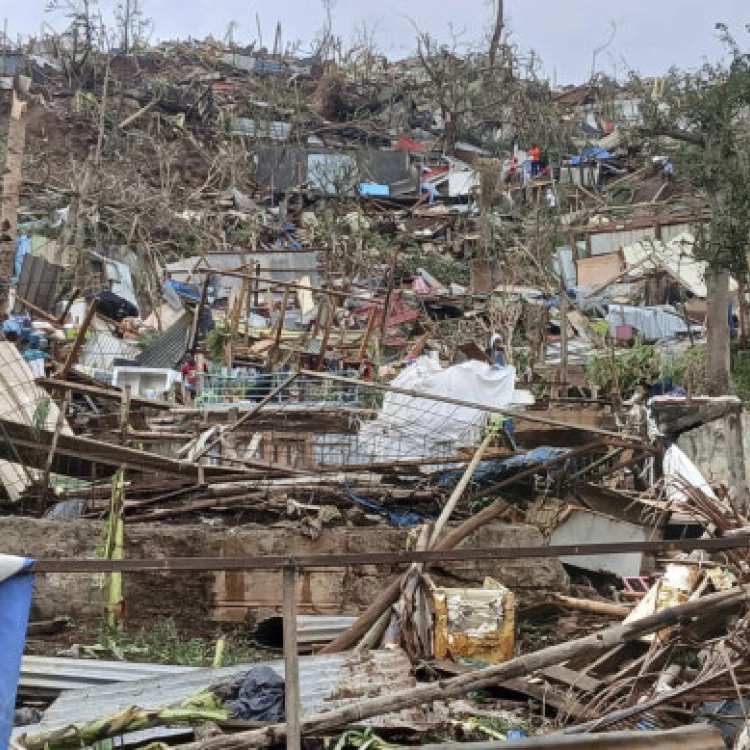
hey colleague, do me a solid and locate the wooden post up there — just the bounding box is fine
[379,250,400,344]
[357,310,377,364]
[560,292,569,392]
[244,275,253,346]
[189,276,210,356]
[274,288,290,348]
[120,385,132,446]
[265,288,290,371]
[60,298,99,378]
[315,294,336,371]
[283,563,301,750]
[0,88,28,312]
[738,275,747,350]
[38,392,70,517]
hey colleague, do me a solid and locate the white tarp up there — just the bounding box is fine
[355,357,524,462]
[663,444,718,503]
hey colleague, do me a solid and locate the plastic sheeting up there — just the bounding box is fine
[663,444,718,503]
[0,554,34,749]
[343,485,430,528]
[606,304,698,341]
[439,447,571,489]
[14,235,32,281]
[356,357,520,462]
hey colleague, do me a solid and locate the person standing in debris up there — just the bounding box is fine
[546,188,558,212]
[505,155,519,186]
[181,355,204,400]
[663,159,675,182]
[529,144,541,177]
[488,332,506,367]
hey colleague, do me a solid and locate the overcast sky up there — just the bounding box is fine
[9,0,749,83]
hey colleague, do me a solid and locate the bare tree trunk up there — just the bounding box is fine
[706,266,732,396]
[724,403,749,515]
[0,88,27,312]
[488,0,504,69]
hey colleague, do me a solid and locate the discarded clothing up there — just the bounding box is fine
[225,666,285,722]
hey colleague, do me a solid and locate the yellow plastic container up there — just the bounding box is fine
[433,577,515,664]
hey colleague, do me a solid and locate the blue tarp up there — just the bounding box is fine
[0,556,34,749]
[570,147,611,166]
[360,182,390,197]
[14,235,32,282]
[165,279,201,302]
[439,446,572,490]
[342,485,430,528]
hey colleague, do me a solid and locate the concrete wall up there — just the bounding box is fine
[1,518,568,626]
[677,413,750,485]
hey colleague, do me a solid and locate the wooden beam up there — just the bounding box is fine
[39,377,173,411]
[0,89,28,309]
[60,299,98,378]
[300,369,639,439]
[283,565,301,750]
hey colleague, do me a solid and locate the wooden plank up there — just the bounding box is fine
[283,565,301,750]
[38,377,173,411]
[576,253,623,287]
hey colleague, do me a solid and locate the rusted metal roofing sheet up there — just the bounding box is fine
[35,649,416,731]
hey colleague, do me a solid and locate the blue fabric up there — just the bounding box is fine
[438,446,571,489]
[342,486,429,528]
[14,235,32,281]
[165,280,201,302]
[571,147,611,165]
[0,558,34,749]
[360,183,390,197]
[3,315,33,343]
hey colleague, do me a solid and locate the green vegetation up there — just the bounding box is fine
[586,344,706,399]
[396,249,471,286]
[85,619,268,667]
[731,347,750,403]
[205,321,231,361]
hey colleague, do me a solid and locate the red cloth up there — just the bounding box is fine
[529,147,541,163]
[181,363,197,388]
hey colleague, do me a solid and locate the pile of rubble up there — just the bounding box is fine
[0,20,749,750]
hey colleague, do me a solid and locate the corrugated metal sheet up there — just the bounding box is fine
[137,311,192,369]
[34,649,416,732]
[81,330,142,371]
[166,251,322,295]
[19,656,197,697]
[233,117,291,141]
[14,254,62,313]
[0,343,72,501]
[254,615,357,649]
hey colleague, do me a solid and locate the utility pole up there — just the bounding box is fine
[0,83,28,313]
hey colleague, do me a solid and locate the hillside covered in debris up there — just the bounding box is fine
[3,5,750,750]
